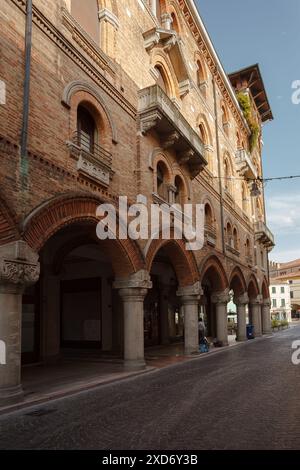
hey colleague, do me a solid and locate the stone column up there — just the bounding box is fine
[177,282,202,355]
[160,285,170,345]
[250,295,263,337]
[114,270,152,371]
[0,241,40,406]
[262,299,272,335]
[211,290,230,347]
[235,293,249,342]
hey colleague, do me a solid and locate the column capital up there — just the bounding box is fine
[114,269,152,291]
[249,294,263,306]
[262,298,271,308]
[0,241,40,288]
[176,281,203,300]
[211,289,230,306]
[234,293,249,306]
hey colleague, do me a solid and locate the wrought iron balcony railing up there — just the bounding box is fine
[66,131,113,187]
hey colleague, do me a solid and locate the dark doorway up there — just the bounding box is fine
[60,277,102,349]
[22,282,41,365]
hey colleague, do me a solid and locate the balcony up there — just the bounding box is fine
[255,221,275,249]
[138,85,207,178]
[66,132,114,187]
[235,149,258,180]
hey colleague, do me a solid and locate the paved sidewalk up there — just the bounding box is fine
[0,331,279,416]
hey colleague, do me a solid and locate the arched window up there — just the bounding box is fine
[221,105,229,136]
[246,238,251,258]
[155,65,168,95]
[71,0,99,44]
[171,12,179,33]
[261,250,265,268]
[199,123,207,145]
[226,222,233,247]
[224,158,232,193]
[205,203,213,228]
[233,228,238,250]
[196,60,207,97]
[156,161,168,201]
[174,175,184,206]
[77,105,96,153]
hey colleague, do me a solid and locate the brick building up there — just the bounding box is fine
[0,0,274,405]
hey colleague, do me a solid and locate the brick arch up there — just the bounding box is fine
[167,1,184,35]
[150,49,180,99]
[145,237,200,287]
[261,277,270,300]
[200,255,228,292]
[197,113,213,146]
[248,274,260,300]
[22,194,144,278]
[229,266,247,297]
[0,196,19,246]
[62,81,118,144]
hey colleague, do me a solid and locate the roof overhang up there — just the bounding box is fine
[228,64,273,123]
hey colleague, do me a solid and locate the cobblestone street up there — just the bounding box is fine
[1,327,300,450]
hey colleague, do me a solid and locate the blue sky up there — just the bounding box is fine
[197,0,300,262]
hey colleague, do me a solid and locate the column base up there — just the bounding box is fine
[263,330,272,335]
[0,384,24,407]
[124,359,146,372]
[236,336,247,342]
[184,347,199,356]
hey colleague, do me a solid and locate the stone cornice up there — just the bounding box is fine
[10,0,136,119]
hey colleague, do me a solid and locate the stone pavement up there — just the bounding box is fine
[1,325,300,449]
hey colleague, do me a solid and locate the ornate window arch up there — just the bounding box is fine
[242,181,250,215]
[223,153,233,194]
[221,102,230,137]
[194,52,208,98]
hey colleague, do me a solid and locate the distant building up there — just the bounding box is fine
[269,280,292,322]
[270,260,300,319]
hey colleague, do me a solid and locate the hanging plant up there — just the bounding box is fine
[236,92,260,153]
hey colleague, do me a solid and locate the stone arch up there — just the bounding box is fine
[22,193,144,278]
[62,81,118,144]
[248,274,260,300]
[172,169,190,202]
[167,1,184,35]
[229,266,247,297]
[145,237,200,287]
[0,196,19,246]
[197,113,213,147]
[150,49,180,99]
[194,52,208,82]
[202,197,216,228]
[200,255,228,292]
[150,149,173,179]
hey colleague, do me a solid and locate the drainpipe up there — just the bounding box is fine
[212,76,226,255]
[20,0,33,198]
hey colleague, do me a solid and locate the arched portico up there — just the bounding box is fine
[145,237,201,355]
[200,255,229,346]
[248,275,262,337]
[230,267,248,342]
